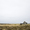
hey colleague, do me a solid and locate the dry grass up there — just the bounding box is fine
[0,24,19,26]
[0,24,30,30]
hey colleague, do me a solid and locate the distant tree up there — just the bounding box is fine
[20,23,22,25]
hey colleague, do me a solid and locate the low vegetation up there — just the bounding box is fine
[0,24,30,30]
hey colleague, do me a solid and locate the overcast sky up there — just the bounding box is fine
[0,0,30,24]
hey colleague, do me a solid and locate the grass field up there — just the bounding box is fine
[0,24,30,30]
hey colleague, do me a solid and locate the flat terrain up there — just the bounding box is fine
[0,24,20,26]
[0,24,30,26]
[0,24,30,30]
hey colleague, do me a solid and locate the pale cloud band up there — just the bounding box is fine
[0,0,30,24]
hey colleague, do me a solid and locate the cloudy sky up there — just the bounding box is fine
[0,0,30,24]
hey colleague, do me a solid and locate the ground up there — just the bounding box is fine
[0,24,30,30]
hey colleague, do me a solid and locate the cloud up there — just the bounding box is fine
[0,0,30,23]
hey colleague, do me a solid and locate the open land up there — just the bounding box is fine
[0,24,30,30]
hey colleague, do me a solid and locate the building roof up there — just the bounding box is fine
[23,21,27,24]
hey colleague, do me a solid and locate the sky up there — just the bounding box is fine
[0,0,30,24]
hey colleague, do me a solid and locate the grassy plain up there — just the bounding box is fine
[0,24,30,30]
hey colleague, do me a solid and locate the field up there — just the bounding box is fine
[0,24,30,30]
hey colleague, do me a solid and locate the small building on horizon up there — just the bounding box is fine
[23,21,27,24]
[20,21,27,25]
